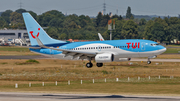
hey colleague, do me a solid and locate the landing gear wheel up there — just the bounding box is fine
[147,61,151,64]
[86,62,93,68]
[96,63,103,67]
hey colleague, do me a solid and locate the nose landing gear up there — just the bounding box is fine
[147,61,151,64]
[147,58,151,64]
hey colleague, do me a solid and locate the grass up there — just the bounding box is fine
[157,54,180,59]
[166,45,180,47]
[0,46,29,51]
[164,48,180,54]
[15,59,39,65]
[0,46,180,94]
[0,46,38,56]
[26,59,39,63]
[0,59,179,81]
[1,78,180,95]
[0,59,180,94]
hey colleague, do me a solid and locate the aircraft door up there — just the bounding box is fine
[141,42,145,51]
[97,45,101,51]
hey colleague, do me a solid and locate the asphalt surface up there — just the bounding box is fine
[131,58,180,62]
[0,55,180,63]
[0,92,180,101]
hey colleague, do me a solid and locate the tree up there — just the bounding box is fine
[167,17,180,42]
[37,10,65,27]
[0,17,7,28]
[121,20,138,39]
[10,12,23,25]
[112,15,119,19]
[144,20,154,40]
[139,18,147,26]
[119,15,123,20]
[126,6,134,19]
[28,11,37,20]
[151,22,166,42]
[95,12,103,27]
[49,18,63,28]
[68,21,78,29]
[15,9,26,14]
[100,14,110,27]
[1,10,13,24]
[79,15,91,28]
[59,33,67,40]
[113,20,125,39]
[46,27,59,39]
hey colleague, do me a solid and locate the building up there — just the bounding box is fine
[0,29,30,46]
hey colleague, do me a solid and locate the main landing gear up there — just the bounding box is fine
[86,57,93,68]
[96,63,103,67]
[86,62,93,68]
[86,62,104,68]
[85,57,104,68]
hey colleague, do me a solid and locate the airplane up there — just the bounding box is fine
[22,12,166,68]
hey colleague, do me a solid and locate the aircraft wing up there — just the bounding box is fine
[34,36,96,59]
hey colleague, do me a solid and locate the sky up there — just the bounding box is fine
[1,0,180,17]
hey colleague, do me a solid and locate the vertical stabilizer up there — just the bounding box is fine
[22,12,66,46]
[98,33,104,41]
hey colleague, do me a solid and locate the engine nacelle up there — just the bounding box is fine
[95,53,114,63]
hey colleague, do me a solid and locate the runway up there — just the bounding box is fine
[0,92,179,101]
[0,55,180,63]
[131,58,180,62]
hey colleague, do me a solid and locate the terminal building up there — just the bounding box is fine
[0,30,30,46]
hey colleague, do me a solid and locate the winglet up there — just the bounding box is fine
[98,33,104,41]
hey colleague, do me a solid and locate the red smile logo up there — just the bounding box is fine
[29,28,40,39]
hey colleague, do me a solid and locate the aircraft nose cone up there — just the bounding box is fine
[159,47,166,53]
[162,47,166,52]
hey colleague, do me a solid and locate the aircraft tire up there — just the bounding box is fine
[147,61,151,64]
[86,62,93,68]
[96,63,103,67]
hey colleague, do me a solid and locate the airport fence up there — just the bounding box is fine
[13,75,179,88]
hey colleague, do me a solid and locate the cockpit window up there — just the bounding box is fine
[151,43,159,46]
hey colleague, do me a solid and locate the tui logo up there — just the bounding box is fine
[29,28,40,39]
[126,42,140,49]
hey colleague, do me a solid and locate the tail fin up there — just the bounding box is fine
[22,12,66,47]
[98,33,104,41]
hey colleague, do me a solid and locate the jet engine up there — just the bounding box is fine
[95,53,114,63]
